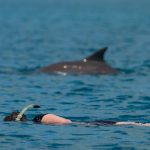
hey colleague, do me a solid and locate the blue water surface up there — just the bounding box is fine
[0,0,150,149]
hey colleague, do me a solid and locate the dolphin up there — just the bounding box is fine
[38,47,118,75]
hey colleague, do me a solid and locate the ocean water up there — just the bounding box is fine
[0,0,150,149]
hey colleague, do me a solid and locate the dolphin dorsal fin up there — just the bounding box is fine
[85,47,108,62]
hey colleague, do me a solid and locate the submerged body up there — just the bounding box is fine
[38,47,118,75]
[33,114,150,127]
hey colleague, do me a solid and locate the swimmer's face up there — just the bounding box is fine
[4,111,27,121]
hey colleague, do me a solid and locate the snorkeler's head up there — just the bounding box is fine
[4,104,40,122]
[4,111,27,121]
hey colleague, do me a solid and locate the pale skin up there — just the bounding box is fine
[40,114,150,127]
[41,114,72,124]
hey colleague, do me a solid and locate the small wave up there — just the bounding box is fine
[0,66,39,75]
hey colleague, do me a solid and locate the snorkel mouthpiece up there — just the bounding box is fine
[15,104,40,121]
[33,105,40,108]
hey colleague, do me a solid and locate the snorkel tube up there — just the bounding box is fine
[15,104,40,121]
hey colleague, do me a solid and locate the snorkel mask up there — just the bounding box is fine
[4,104,40,121]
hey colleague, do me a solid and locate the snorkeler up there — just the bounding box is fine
[4,104,71,124]
[3,104,150,127]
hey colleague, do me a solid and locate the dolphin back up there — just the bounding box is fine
[38,47,118,75]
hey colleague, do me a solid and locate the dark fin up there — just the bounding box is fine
[85,47,108,62]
